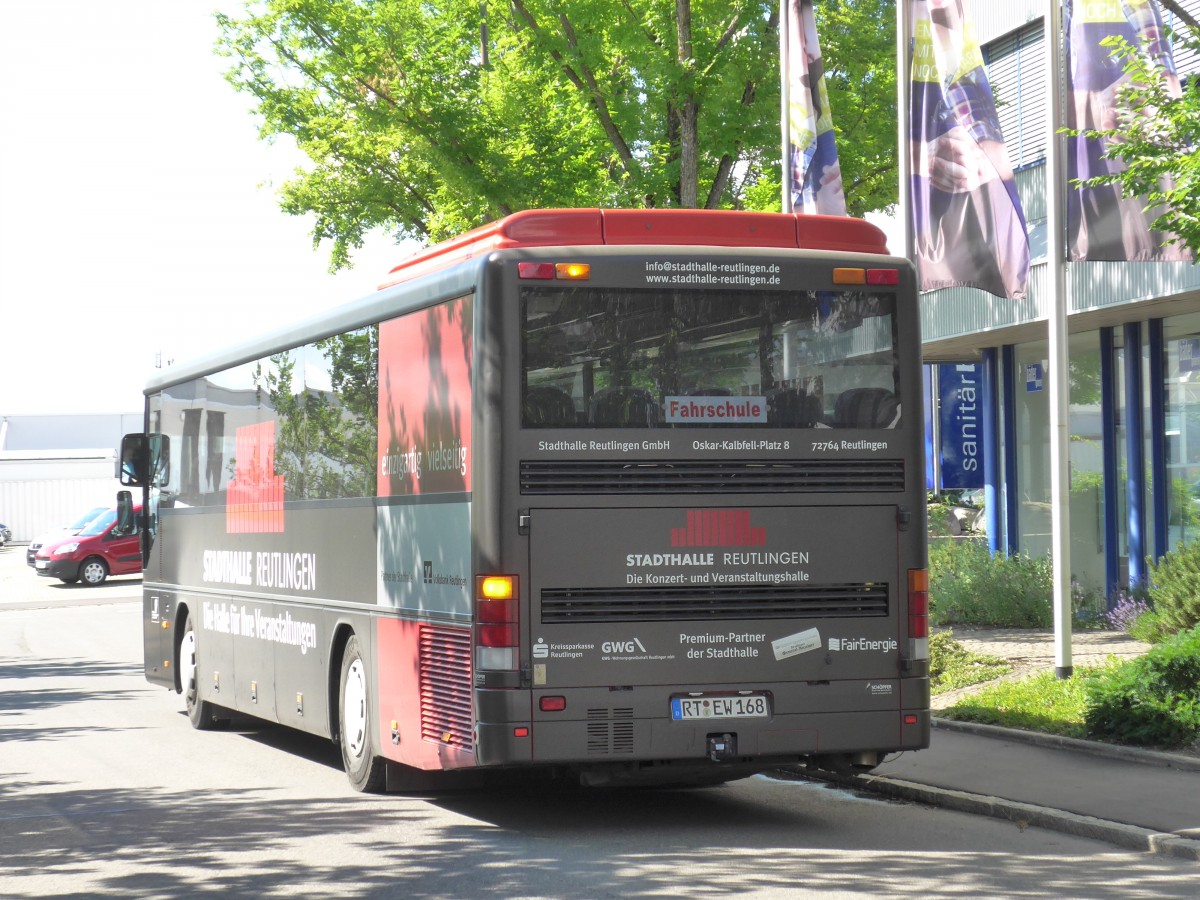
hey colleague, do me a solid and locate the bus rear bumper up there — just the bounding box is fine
[475,707,930,770]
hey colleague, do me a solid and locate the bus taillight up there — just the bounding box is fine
[908,569,929,638]
[517,262,555,279]
[516,262,591,280]
[908,568,930,662]
[476,575,519,670]
[867,268,900,285]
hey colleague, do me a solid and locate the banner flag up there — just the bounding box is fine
[909,0,1029,299]
[784,0,847,215]
[1065,0,1191,262]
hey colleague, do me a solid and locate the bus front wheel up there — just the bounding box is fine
[339,634,387,793]
[180,612,223,730]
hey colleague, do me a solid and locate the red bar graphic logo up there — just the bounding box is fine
[226,421,285,533]
[671,509,765,547]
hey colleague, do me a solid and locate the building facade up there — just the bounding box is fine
[923,0,1200,605]
[0,414,140,541]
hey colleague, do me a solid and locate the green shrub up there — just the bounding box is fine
[1145,540,1200,634]
[929,540,1054,627]
[929,629,1011,694]
[928,539,1103,628]
[1128,608,1171,644]
[1083,625,1200,748]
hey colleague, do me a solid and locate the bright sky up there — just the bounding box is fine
[0,1,410,417]
[0,2,906,420]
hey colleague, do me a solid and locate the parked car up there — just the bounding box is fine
[34,506,142,586]
[0,522,12,546]
[26,506,109,566]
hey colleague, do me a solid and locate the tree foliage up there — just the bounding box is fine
[216,0,896,268]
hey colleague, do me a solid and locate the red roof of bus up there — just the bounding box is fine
[377,208,889,290]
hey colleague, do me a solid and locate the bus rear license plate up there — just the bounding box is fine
[671,694,769,721]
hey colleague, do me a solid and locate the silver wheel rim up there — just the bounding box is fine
[181,629,197,696]
[82,561,106,584]
[343,658,368,758]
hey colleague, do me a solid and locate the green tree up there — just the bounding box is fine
[217,0,897,269]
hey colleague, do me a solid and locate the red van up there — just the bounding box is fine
[34,506,142,586]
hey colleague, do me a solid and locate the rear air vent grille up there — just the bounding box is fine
[586,708,635,755]
[520,459,904,495]
[541,583,888,624]
[419,626,473,750]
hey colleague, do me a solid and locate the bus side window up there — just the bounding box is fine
[524,386,578,427]
[833,388,900,428]
[767,388,824,428]
[590,388,659,427]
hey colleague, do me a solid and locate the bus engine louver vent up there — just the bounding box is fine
[586,707,635,755]
[541,584,888,624]
[519,459,904,494]
[419,626,473,750]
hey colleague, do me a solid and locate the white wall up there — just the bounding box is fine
[0,454,123,542]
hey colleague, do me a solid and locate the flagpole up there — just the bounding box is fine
[1046,0,1073,678]
[897,0,912,259]
[781,0,793,214]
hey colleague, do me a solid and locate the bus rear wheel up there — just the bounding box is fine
[180,612,223,730]
[339,634,387,793]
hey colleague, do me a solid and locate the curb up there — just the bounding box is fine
[785,767,1200,861]
[932,716,1200,773]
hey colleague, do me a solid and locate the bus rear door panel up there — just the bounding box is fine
[514,503,913,764]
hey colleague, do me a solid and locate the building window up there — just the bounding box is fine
[985,21,1046,170]
[1162,312,1200,551]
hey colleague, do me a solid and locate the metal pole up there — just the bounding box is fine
[1046,0,1072,678]
[897,0,912,259]
[781,0,793,214]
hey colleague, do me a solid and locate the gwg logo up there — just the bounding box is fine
[602,638,647,654]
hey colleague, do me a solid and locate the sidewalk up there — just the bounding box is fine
[807,627,1200,860]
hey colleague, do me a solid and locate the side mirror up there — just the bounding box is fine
[116,490,134,533]
[120,433,171,487]
[120,434,149,486]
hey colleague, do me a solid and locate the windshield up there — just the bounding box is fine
[79,509,116,537]
[521,286,899,429]
[70,506,108,530]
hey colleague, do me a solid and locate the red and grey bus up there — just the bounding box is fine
[119,208,929,791]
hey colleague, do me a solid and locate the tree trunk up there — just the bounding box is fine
[676,0,698,208]
[1160,1,1200,40]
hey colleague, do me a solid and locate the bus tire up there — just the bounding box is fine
[339,634,386,793]
[180,611,222,730]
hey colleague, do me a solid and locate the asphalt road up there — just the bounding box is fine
[1,544,1198,898]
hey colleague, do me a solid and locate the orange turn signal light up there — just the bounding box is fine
[478,575,516,601]
[556,263,591,280]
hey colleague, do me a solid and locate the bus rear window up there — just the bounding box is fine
[521,287,899,429]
